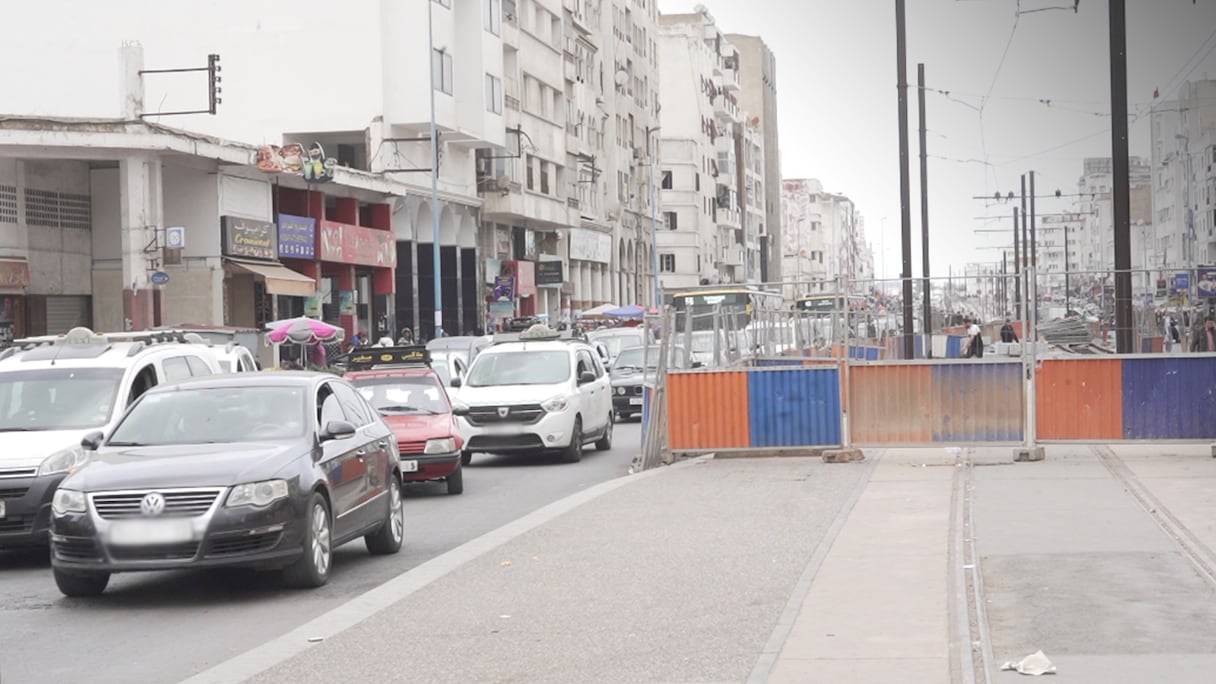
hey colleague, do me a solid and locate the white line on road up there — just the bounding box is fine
[179,455,711,684]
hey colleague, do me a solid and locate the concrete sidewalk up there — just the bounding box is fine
[181,443,1216,684]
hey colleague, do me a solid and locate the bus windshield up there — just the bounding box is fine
[672,291,754,330]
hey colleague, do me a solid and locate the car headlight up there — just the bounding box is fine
[226,479,289,508]
[37,447,91,477]
[540,395,570,413]
[424,437,456,454]
[51,488,86,516]
[616,387,626,396]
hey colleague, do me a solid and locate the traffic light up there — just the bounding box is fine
[208,53,222,114]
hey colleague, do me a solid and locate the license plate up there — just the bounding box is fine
[0,500,5,519]
[108,519,194,546]
[630,398,643,406]
[401,460,419,473]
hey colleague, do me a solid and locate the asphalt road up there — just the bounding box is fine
[0,421,642,684]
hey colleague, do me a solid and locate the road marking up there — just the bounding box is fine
[745,450,882,684]
[179,455,711,684]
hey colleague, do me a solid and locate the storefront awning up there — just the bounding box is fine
[224,259,316,297]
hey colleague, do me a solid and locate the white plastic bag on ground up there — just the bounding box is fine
[1000,650,1056,676]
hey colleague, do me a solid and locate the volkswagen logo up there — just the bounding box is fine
[497,407,510,418]
[140,492,166,517]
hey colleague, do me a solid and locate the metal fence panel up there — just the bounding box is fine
[930,362,1024,442]
[1121,357,1216,439]
[1036,358,1122,440]
[849,364,933,443]
[747,368,842,448]
[666,370,751,450]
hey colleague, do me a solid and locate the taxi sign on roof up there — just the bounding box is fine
[347,345,431,370]
[62,327,108,346]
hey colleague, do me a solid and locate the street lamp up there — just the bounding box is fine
[426,0,443,337]
[1175,133,1194,324]
[647,125,662,310]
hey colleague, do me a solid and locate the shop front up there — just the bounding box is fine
[0,259,30,345]
[220,216,317,330]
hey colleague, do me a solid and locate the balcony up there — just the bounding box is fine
[720,57,741,92]
[481,185,574,231]
[713,94,742,124]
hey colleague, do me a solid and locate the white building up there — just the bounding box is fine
[1075,156,1154,296]
[656,8,750,290]
[1150,79,1216,276]
[780,179,871,296]
[1037,212,1086,299]
[725,33,781,284]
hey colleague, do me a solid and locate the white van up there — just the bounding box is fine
[0,327,222,548]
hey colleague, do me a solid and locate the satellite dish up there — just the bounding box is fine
[614,70,629,87]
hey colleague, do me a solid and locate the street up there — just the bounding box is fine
[0,421,641,684]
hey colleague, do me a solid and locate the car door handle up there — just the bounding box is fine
[377,441,389,449]
[355,448,367,457]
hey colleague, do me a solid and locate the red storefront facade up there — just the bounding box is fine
[274,187,395,341]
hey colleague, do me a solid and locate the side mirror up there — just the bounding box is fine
[451,402,470,417]
[579,370,597,384]
[80,431,104,451]
[320,420,357,441]
[450,377,463,388]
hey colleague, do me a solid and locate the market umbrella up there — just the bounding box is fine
[603,304,645,318]
[581,303,620,317]
[267,317,345,345]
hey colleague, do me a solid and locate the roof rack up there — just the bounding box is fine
[6,326,213,358]
[346,345,431,371]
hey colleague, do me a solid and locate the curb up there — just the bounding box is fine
[180,454,712,684]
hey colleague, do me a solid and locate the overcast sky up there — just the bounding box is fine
[3,1,1215,281]
[662,0,1216,279]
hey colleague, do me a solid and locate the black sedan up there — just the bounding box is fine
[48,372,403,597]
[610,345,696,421]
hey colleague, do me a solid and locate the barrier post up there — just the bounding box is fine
[824,274,863,463]
[1016,266,1044,461]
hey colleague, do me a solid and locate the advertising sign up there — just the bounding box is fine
[255,142,336,184]
[492,276,515,302]
[319,221,397,268]
[1174,273,1191,291]
[0,260,31,288]
[1198,266,1216,299]
[222,217,277,261]
[536,260,564,286]
[277,214,317,259]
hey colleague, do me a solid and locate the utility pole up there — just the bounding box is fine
[1109,0,1133,353]
[1013,207,1022,318]
[1029,171,1038,336]
[1064,222,1071,315]
[427,0,444,338]
[896,0,915,359]
[918,63,932,354]
[1002,251,1009,315]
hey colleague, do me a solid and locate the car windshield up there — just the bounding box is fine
[107,386,307,446]
[0,367,123,431]
[352,376,449,415]
[430,359,453,385]
[612,348,653,370]
[591,332,644,357]
[465,350,571,387]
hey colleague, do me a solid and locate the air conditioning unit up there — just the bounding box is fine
[632,147,642,160]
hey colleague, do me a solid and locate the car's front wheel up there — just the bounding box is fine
[283,492,333,588]
[53,568,110,597]
[560,417,583,463]
[446,465,464,495]
[365,478,404,555]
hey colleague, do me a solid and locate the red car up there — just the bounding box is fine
[345,347,468,495]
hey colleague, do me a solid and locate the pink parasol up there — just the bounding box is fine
[267,317,345,345]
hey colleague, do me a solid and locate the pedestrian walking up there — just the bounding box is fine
[1168,318,1182,354]
[1191,316,1216,352]
[999,318,1019,343]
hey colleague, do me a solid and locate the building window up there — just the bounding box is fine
[661,171,672,189]
[540,161,551,195]
[484,0,501,34]
[485,74,503,114]
[664,211,677,230]
[660,254,676,272]
[526,155,535,190]
[432,49,453,95]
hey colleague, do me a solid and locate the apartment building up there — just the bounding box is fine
[1150,79,1216,274]
[725,33,781,283]
[656,8,749,290]
[1075,156,1154,295]
[780,178,871,295]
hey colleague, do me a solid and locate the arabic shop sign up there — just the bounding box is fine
[254,142,337,184]
[277,214,316,259]
[319,220,397,268]
[222,217,277,260]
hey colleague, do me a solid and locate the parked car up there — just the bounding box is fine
[609,345,697,421]
[425,335,492,370]
[47,372,403,596]
[345,346,467,495]
[0,327,222,550]
[587,327,651,365]
[451,326,613,464]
